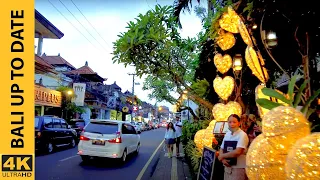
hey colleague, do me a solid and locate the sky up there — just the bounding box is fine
[35,0,206,110]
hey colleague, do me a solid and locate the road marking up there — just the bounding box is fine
[171,146,178,180]
[136,139,164,180]
[59,155,79,162]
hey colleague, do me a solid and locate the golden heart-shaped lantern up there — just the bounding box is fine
[216,31,236,51]
[214,53,232,74]
[218,6,240,33]
[238,19,253,46]
[194,129,206,151]
[203,128,215,148]
[213,76,235,100]
[212,101,242,121]
[286,133,320,180]
[245,45,268,83]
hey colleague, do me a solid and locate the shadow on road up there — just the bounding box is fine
[78,154,140,170]
[35,146,77,157]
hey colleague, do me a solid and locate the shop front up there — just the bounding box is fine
[35,85,62,116]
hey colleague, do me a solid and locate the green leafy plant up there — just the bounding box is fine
[181,120,210,145]
[256,75,320,117]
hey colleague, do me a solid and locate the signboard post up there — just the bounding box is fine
[72,83,86,106]
[197,146,216,180]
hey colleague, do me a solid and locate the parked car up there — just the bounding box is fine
[35,115,77,153]
[161,122,168,128]
[130,122,142,133]
[78,120,141,163]
[69,119,86,140]
[145,123,151,130]
[153,123,158,129]
[137,122,146,131]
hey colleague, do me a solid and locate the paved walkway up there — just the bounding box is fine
[151,143,192,180]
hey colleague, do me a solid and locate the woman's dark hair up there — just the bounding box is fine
[167,122,176,132]
[247,121,257,134]
[228,114,241,122]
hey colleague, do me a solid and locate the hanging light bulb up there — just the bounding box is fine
[264,31,278,48]
[233,54,243,71]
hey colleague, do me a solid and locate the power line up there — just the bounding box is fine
[47,0,102,53]
[57,0,111,53]
[70,0,113,49]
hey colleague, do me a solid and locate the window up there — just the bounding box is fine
[43,117,53,128]
[123,124,136,134]
[85,122,118,134]
[53,119,62,128]
[60,119,68,129]
[35,118,40,128]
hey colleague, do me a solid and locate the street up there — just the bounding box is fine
[36,128,166,180]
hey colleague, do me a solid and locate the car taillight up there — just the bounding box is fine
[80,135,90,141]
[108,132,122,143]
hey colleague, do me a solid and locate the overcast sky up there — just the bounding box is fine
[35,0,205,110]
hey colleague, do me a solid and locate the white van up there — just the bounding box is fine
[78,120,140,163]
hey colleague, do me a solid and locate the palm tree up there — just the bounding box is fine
[173,0,201,28]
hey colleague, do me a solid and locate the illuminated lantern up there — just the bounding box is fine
[212,101,242,121]
[238,19,253,46]
[207,120,217,130]
[245,45,268,83]
[203,128,215,148]
[233,54,243,72]
[218,6,240,33]
[255,84,271,117]
[214,53,232,74]
[194,129,206,151]
[246,134,287,180]
[216,31,236,51]
[286,133,320,180]
[213,76,235,100]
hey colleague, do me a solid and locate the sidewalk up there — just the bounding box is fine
[150,143,193,180]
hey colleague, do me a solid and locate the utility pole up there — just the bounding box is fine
[128,73,136,121]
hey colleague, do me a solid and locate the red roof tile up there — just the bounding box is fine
[67,65,96,75]
[41,55,76,69]
[35,55,54,68]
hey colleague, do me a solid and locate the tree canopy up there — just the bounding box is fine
[113,5,214,110]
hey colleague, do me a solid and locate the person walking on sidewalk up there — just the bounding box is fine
[165,122,176,158]
[174,116,183,157]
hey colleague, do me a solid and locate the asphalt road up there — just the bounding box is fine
[36,128,166,180]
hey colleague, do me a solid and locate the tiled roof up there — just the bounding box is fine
[35,55,54,69]
[68,65,96,74]
[41,55,76,69]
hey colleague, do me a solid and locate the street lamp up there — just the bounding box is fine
[67,90,73,95]
[262,30,278,48]
[233,54,243,72]
[182,90,190,122]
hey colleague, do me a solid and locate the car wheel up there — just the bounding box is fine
[135,143,140,155]
[70,138,76,148]
[46,142,54,154]
[121,149,127,163]
[81,155,90,162]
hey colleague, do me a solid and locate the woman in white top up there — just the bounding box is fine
[164,122,176,158]
[218,114,249,180]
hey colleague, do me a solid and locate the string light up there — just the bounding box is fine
[194,129,206,151]
[286,133,320,180]
[216,31,236,51]
[212,101,242,121]
[218,6,241,33]
[213,76,235,100]
[238,19,253,46]
[214,53,232,74]
[245,45,268,83]
[255,84,270,117]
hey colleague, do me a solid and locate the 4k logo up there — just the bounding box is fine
[1,155,33,171]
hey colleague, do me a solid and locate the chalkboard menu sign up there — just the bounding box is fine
[197,146,216,180]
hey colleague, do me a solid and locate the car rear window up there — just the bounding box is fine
[85,122,118,134]
[75,122,85,127]
[35,118,39,128]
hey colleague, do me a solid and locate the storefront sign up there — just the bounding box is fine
[35,85,62,107]
[72,83,86,106]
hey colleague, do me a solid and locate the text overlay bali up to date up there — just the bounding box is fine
[10,10,26,150]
